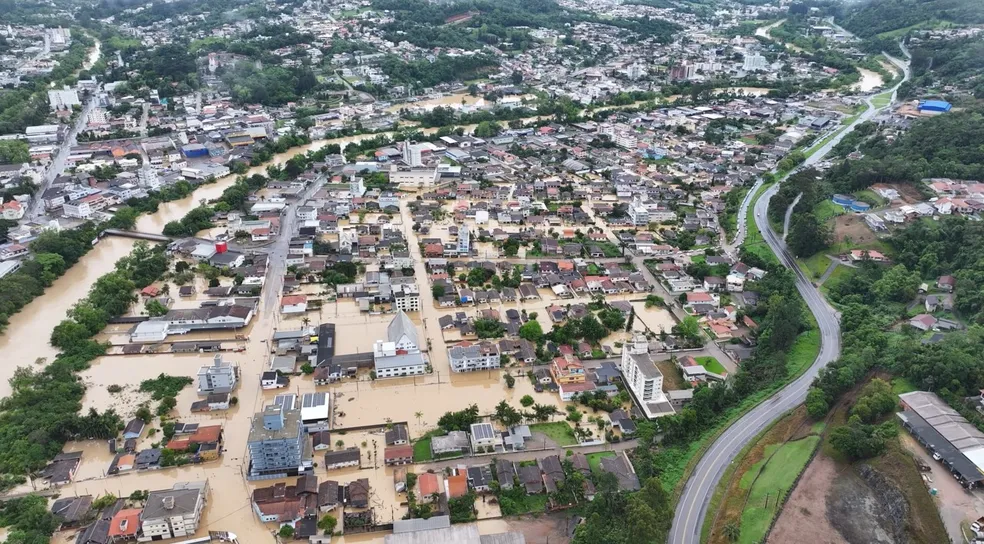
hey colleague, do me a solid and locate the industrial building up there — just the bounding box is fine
[897,390,984,487]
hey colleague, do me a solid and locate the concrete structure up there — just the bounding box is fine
[48,87,81,110]
[898,391,984,487]
[742,53,768,72]
[138,481,208,542]
[246,404,312,480]
[384,519,526,543]
[620,336,673,418]
[373,310,427,378]
[448,341,500,373]
[196,355,238,395]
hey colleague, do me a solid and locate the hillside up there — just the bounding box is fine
[839,0,984,39]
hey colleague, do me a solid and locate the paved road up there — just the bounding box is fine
[782,193,802,241]
[670,47,911,544]
[30,96,97,218]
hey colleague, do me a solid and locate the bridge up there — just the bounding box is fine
[101,229,173,243]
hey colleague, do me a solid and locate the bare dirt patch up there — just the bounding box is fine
[886,183,924,204]
[833,214,877,246]
[502,512,573,542]
[768,452,846,544]
[656,360,686,390]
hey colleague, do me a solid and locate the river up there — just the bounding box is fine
[753,19,805,53]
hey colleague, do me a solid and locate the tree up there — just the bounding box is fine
[437,404,480,432]
[279,525,294,538]
[872,264,920,303]
[318,514,337,534]
[722,520,741,542]
[829,418,898,460]
[518,320,543,342]
[474,318,505,339]
[145,299,168,317]
[50,320,91,350]
[520,395,535,407]
[579,315,609,343]
[674,315,701,342]
[598,308,626,331]
[493,400,523,427]
[431,284,446,298]
[156,396,177,416]
[504,373,515,388]
[805,387,829,419]
[788,212,831,257]
[0,140,29,164]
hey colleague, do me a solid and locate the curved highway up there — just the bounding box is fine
[670,46,911,544]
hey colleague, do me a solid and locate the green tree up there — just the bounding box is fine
[805,387,829,419]
[872,264,920,303]
[0,140,29,164]
[579,315,609,343]
[520,395,535,407]
[518,320,543,342]
[722,520,741,542]
[318,514,337,534]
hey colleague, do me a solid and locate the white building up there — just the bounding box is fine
[138,481,208,542]
[620,336,673,419]
[373,310,427,378]
[742,53,768,72]
[448,341,500,373]
[469,422,502,453]
[197,355,239,395]
[628,195,650,227]
[47,87,80,111]
[389,165,438,189]
[457,225,470,255]
[393,283,421,312]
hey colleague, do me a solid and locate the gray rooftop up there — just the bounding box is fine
[142,481,206,519]
[631,353,663,379]
[389,309,419,346]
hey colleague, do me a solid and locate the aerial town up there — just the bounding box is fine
[0,0,983,543]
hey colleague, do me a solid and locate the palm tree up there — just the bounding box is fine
[301,317,311,329]
[414,411,423,427]
[722,521,741,543]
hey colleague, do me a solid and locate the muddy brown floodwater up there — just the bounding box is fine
[7,131,681,542]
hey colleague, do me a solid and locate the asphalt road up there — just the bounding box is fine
[670,47,911,544]
[30,96,97,219]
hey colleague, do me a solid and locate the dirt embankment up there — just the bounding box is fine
[768,376,947,544]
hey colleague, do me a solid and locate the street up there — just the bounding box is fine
[669,43,912,544]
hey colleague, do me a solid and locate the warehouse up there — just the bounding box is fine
[917,99,952,115]
[897,391,984,488]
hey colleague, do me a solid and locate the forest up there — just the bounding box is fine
[905,36,984,99]
[823,109,984,194]
[379,54,499,90]
[838,0,984,39]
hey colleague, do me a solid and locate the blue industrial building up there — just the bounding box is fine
[181,143,209,158]
[918,100,952,114]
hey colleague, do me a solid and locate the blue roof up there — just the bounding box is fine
[919,100,952,111]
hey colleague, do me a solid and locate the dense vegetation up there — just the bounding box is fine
[824,109,984,193]
[379,54,499,89]
[0,242,168,475]
[839,0,984,39]
[767,169,833,257]
[572,475,673,543]
[905,36,984,99]
[807,218,984,436]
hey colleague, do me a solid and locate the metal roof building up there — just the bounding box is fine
[898,390,984,487]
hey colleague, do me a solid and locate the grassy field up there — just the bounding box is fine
[742,185,780,266]
[704,407,821,544]
[696,356,728,376]
[819,264,853,295]
[872,90,894,108]
[497,486,549,516]
[876,19,952,40]
[785,327,820,377]
[585,451,616,473]
[891,376,918,395]
[799,252,833,280]
[814,200,845,223]
[739,437,820,542]
[529,422,577,446]
[413,436,434,461]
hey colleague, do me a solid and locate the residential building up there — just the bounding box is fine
[448,341,501,372]
[457,225,471,255]
[323,448,361,470]
[392,283,421,312]
[196,354,238,395]
[246,404,312,480]
[627,195,650,226]
[138,481,208,542]
[430,430,470,456]
[469,422,502,453]
[373,310,427,378]
[621,336,674,419]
